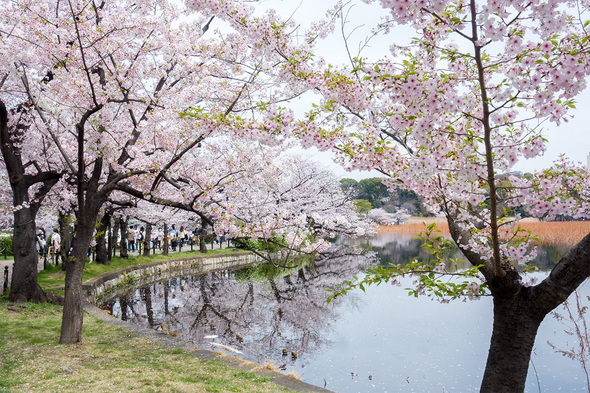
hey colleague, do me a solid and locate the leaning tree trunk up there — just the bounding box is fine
[60,151,107,344]
[480,287,545,392]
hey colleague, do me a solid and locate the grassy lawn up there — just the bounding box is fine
[37,248,248,291]
[0,247,296,392]
[0,301,294,393]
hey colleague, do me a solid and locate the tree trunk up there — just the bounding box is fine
[199,224,208,253]
[95,212,110,265]
[60,218,95,344]
[163,223,169,256]
[9,207,46,303]
[58,212,71,270]
[110,220,118,259]
[480,288,545,392]
[0,101,59,303]
[119,217,128,259]
[143,223,152,257]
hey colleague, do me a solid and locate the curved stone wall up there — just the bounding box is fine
[84,251,265,305]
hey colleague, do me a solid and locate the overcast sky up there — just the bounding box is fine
[251,0,589,179]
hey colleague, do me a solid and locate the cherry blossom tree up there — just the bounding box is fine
[279,0,590,391]
[213,154,372,265]
[0,0,313,344]
[368,207,409,225]
[118,141,371,263]
[0,101,63,302]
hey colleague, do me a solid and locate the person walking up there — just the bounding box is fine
[137,226,145,253]
[127,226,136,252]
[170,224,178,251]
[37,229,46,256]
[50,228,61,265]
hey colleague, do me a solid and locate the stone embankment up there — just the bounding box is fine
[84,251,263,304]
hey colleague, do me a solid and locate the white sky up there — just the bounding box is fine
[250,0,590,179]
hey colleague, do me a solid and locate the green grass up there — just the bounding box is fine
[0,301,294,393]
[37,248,248,290]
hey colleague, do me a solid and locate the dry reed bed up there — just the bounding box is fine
[378,221,590,247]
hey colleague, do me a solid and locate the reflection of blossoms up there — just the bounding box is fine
[103,252,373,367]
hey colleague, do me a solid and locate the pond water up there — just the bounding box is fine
[99,233,590,392]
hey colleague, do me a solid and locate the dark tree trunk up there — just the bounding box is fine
[95,212,110,265]
[110,220,118,259]
[0,101,60,303]
[119,217,128,259]
[60,209,101,343]
[58,212,71,270]
[143,223,152,257]
[480,281,545,392]
[199,224,208,253]
[481,233,590,391]
[10,207,46,303]
[163,223,169,256]
[60,152,106,344]
[60,234,88,343]
[449,218,590,392]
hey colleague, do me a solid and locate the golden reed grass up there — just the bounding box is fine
[378,220,590,247]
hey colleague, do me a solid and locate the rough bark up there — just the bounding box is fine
[0,101,60,303]
[110,220,118,259]
[476,232,590,391]
[163,223,169,256]
[480,275,545,392]
[60,215,97,343]
[119,217,128,259]
[143,223,152,257]
[60,152,106,344]
[9,207,46,303]
[199,224,208,253]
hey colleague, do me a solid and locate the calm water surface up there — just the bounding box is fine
[100,233,589,392]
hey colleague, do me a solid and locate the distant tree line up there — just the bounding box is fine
[345,173,584,221]
[340,177,428,217]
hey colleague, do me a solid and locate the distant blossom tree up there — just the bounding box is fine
[369,207,409,225]
[217,155,372,264]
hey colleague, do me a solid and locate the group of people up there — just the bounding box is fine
[36,228,62,265]
[150,225,191,251]
[126,226,145,252]
[35,222,226,265]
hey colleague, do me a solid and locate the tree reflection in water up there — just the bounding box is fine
[101,253,373,367]
[363,232,572,271]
